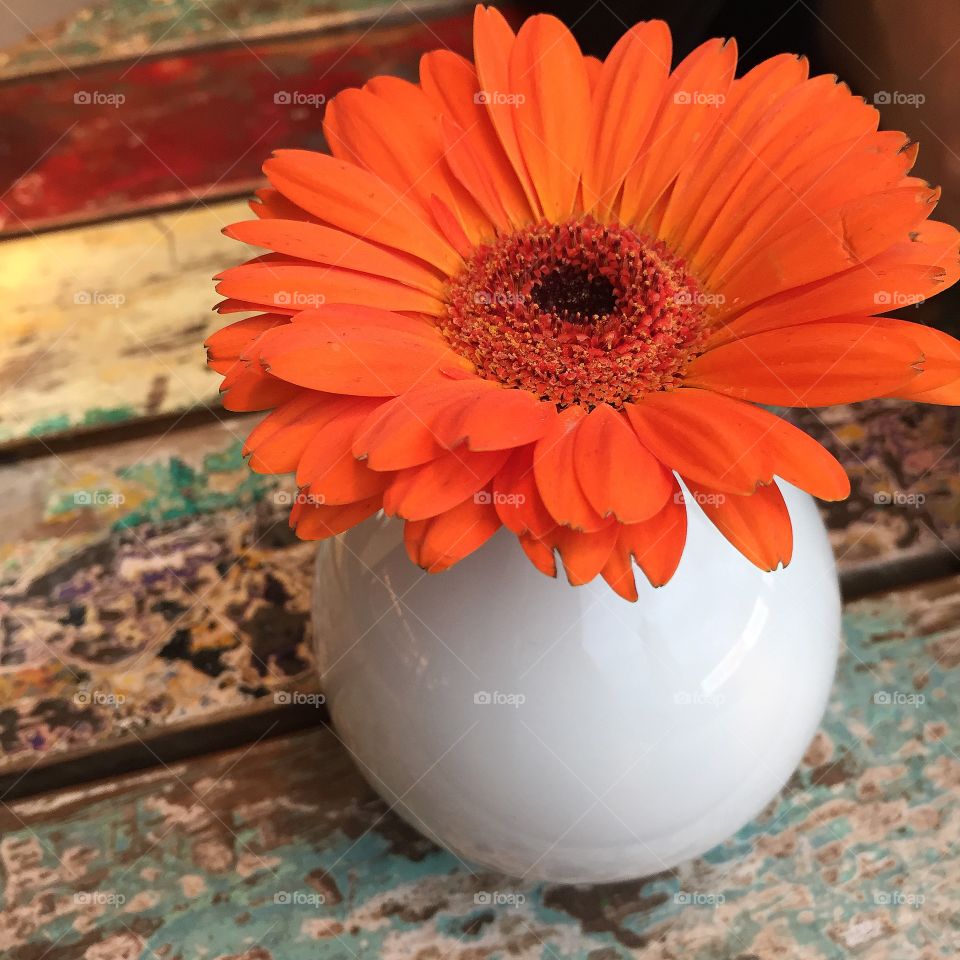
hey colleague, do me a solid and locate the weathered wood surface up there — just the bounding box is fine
[0,400,957,785]
[0,417,320,787]
[1,575,957,958]
[796,402,960,592]
[0,199,250,447]
[0,0,467,79]
[0,11,475,236]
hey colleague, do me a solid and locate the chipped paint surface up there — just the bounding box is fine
[0,201,251,446]
[1,578,957,957]
[796,400,960,569]
[0,13,476,236]
[0,0,467,78]
[0,419,318,773]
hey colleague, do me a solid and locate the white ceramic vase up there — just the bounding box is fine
[312,481,840,884]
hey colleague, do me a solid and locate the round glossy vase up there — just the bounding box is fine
[312,481,840,884]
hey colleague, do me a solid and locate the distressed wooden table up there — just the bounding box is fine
[1,2,959,958]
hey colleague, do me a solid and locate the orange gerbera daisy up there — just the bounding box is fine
[207,6,960,601]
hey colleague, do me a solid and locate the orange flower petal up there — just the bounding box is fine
[263,149,461,275]
[575,403,674,521]
[324,79,492,244]
[617,478,687,587]
[436,115,512,232]
[420,49,532,229]
[904,378,960,404]
[660,52,809,256]
[799,133,918,219]
[291,496,382,539]
[600,546,639,602]
[224,220,445,296]
[583,55,603,87]
[682,480,793,571]
[244,392,351,474]
[215,258,444,315]
[214,297,293,316]
[686,320,922,406]
[220,364,301,412]
[582,20,672,220]
[434,387,556,451]
[296,398,391,504]
[550,523,619,586]
[473,5,542,217]
[205,313,290,363]
[508,14,590,222]
[845,317,960,399]
[383,447,512,521]
[249,187,321,223]
[619,37,737,229]
[709,220,960,346]
[716,184,940,309]
[688,76,880,274]
[494,445,560,539]
[533,406,606,532]
[352,380,491,470]
[404,494,501,572]
[426,195,477,260]
[255,306,472,396]
[625,389,850,499]
[519,533,558,578]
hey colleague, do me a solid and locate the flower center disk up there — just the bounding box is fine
[442,217,709,408]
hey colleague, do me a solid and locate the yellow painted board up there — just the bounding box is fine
[0,199,252,447]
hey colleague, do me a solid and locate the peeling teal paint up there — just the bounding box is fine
[26,413,71,436]
[81,405,137,426]
[116,443,281,528]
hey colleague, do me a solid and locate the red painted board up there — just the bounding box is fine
[0,12,475,236]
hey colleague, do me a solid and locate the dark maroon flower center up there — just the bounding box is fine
[441,217,711,409]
